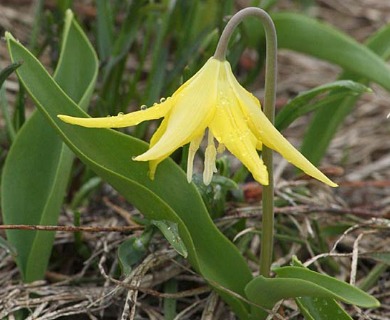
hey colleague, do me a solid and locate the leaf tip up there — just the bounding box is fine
[65,9,74,21]
[4,31,14,42]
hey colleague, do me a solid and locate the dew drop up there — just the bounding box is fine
[131,156,137,160]
[134,238,143,248]
[153,102,157,106]
[117,112,124,116]
[160,97,166,103]
[140,105,147,110]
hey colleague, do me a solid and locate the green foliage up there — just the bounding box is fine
[118,231,152,276]
[0,62,21,141]
[245,257,379,319]
[1,11,98,282]
[275,80,371,132]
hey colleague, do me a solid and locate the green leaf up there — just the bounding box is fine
[274,13,390,91]
[0,62,22,141]
[296,297,352,320]
[70,176,102,209]
[245,261,379,319]
[6,26,253,320]
[96,0,114,60]
[1,10,98,282]
[246,276,351,319]
[245,275,378,319]
[118,231,152,276]
[301,24,390,165]
[274,266,380,308]
[275,80,371,131]
[0,62,22,89]
[151,220,188,258]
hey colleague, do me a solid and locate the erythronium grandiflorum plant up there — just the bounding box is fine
[5,6,381,319]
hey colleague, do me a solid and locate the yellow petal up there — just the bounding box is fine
[135,58,220,161]
[145,116,170,179]
[209,62,269,185]
[58,98,172,128]
[226,62,338,187]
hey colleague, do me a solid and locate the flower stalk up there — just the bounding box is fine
[214,8,277,277]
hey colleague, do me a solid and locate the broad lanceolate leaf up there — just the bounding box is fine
[275,80,371,131]
[274,266,380,308]
[1,10,98,282]
[6,25,253,320]
[245,262,379,319]
[301,24,390,165]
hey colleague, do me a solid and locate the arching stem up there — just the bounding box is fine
[214,7,277,277]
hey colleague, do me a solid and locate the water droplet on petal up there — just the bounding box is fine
[140,105,147,110]
[117,112,124,116]
[160,97,166,103]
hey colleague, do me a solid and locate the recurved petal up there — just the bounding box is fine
[142,116,171,179]
[209,64,269,185]
[135,58,221,161]
[226,65,338,187]
[58,98,172,128]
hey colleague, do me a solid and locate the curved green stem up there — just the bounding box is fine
[214,7,277,277]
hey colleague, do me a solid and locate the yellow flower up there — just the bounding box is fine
[58,57,337,187]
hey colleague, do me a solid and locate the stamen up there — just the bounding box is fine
[187,135,203,183]
[203,131,217,185]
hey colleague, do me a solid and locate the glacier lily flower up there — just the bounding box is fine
[58,57,337,187]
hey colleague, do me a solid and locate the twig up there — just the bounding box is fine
[0,224,143,233]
